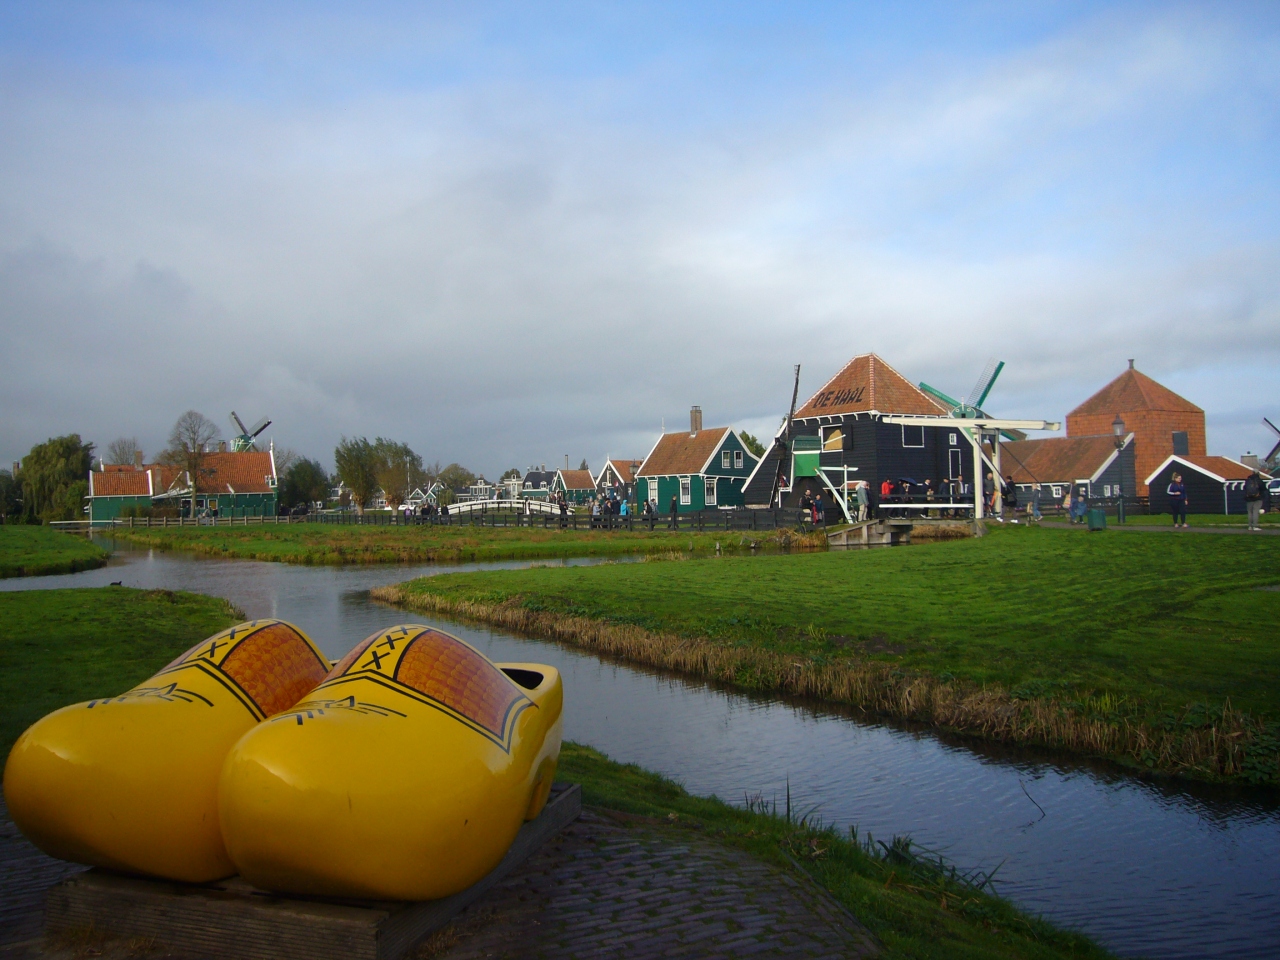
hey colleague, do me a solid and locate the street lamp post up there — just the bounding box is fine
[1112,415,1126,524]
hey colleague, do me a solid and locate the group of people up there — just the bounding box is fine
[1165,469,1271,530]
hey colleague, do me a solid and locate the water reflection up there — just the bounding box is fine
[4,538,1278,960]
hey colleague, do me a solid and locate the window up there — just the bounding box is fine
[949,432,958,445]
[704,477,717,505]
[680,477,691,504]
[902,425,924,448]
[721,450,731,469]
[822,427,843,451]
[948,448,963,480]
[734,450,744,469]
[1051,485,1062,498]
[1103,484,1112,497]
[1172,431,1189,456]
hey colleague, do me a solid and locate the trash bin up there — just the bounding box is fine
[1087,508,1107,531]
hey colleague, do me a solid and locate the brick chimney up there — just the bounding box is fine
[690,405,702,437]
[218,441,227,453]
[134,450,144,469]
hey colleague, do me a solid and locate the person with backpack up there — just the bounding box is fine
[1244,470,1267,531]
[1167,472,1188,528]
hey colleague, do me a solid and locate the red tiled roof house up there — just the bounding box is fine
[637,407,759,513]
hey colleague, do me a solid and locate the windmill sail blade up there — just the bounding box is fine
[248,417,271,437]
[973,360,1005,410]
[230,411,249,436]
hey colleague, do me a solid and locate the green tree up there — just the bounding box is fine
[0,469,23,521]
[278,459,330,511]
[334,437,379,514]
[21,435,95,523]
[372,438,426,509]
[500,467,522,481]
[739,431,766,458]
[578,458,590,472]
[437,463,476,494]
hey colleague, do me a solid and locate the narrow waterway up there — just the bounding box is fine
[4,538,1278,960]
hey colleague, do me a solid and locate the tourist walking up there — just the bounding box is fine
[669,494,679,530]
[1002,474,1018,523]
[1244,469,1267,531]
[1167,473,1189,528]
[856,480,868,522]
[1029,483,1043,522]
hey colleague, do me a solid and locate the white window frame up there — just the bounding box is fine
[704,477,717,505]
[734,449,744,469]
[680,477,691,505]
[949,432,958,445]
[902,424,925,448]
[721,450,731,469]
[1051,485,1062,498]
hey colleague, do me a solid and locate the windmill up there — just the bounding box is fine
[229,412,272,452]
[918,359,1025,440]
[1263,418,1280,473]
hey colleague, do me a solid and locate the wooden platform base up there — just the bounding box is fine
[44,783,582,960]
[827,519,914,548]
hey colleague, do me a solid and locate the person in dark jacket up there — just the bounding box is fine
[1243,470,1267,532]
[1001,474,1018,523]
[669,494,679,530]
[1167,472,1188,528]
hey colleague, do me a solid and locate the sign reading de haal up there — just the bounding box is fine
[810,385,866,409]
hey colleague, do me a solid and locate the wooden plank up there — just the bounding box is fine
[45,783,582,960]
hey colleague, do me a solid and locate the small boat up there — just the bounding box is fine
[218,625,563,901]
[3,620,329,883]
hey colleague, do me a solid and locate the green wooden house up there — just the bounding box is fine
[550,469,596,504]
[636,409,759,513]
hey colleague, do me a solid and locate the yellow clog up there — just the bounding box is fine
[218,624,563,901]
[3,619,329,882]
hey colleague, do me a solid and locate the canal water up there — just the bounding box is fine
[4,538,1278,960]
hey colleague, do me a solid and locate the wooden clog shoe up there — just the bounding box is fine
[218,624,563,901]
[3,619,329,882]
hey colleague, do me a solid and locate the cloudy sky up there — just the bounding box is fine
[2,2,1277,477]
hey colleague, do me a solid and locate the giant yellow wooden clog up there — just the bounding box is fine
[3,619,330,882]
[218,624,563,900]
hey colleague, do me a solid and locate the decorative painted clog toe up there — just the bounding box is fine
[218,624,563,901]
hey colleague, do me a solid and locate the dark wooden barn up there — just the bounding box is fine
[1145,455,1272,516]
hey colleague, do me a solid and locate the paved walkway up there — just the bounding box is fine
[1039,520,1278,535]
[1,797,877,960]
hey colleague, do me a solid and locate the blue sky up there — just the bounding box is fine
[2,2,1277,475]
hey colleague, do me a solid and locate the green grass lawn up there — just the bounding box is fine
[0,587,241,757]
[562,742,1113,960]
[385,525,1280,782]
[111,522,819,565]
[0,525,110,577]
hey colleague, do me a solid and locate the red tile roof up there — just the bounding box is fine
[1069,366,1202,417]
[999,436,1121,484]
[90,470,152,497]
[638,427,730,476]
[193,451,276,494]
[598,459,643,485]
[1145,455,1270,485]
[794,354,948,419]
[555,469,596,491]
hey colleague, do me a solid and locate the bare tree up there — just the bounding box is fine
[273,446,301,475]
[106,437,144,466]
[165,411,221,503]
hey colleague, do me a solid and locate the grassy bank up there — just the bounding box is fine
[377,525,1280,784]
[1117,513,1279,527]
[111,523,826,565]
[0,526,110,578]
[0,587,242,757]
[561,742,1112,960]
